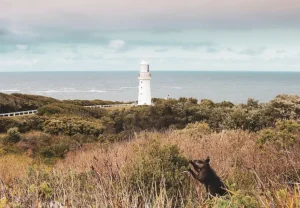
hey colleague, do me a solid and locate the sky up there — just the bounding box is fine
[0,0,300,71]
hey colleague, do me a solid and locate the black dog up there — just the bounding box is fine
[184,157,228,196]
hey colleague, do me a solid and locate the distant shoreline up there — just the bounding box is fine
[1,71,300,103]
[1,70,300,73]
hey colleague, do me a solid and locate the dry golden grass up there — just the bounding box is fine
[54,128,300,206]
[0,154,32,183]
[106,105,133,111]
[1,127,300,207]
[57,128,300,184]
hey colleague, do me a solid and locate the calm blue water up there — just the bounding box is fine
[0,71,300,103]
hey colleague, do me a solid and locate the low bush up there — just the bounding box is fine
[71,133,99,144]
[62,99,125,106]
[206,191,259,208]
[17,131,52,154]
[174,122,212,144]
[258,120,300,148]
[3,127,21,144]
[0,116,45,133]
[43,116,105,137]
[39,141,70,160]
[0,117,20,133]
[2,131,76,160]
[38,103,107,118]
[128,139,189,197]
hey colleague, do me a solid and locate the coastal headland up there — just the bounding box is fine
[0,92,300,207]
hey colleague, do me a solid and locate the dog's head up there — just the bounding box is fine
[189,157,210,173]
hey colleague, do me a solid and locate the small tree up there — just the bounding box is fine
[5,127,21,143]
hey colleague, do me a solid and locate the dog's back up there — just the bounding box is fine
[188,157,228,196]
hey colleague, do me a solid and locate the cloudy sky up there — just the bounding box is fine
[1,0,300,71]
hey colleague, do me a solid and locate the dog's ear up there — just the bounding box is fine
[205,157,210,163]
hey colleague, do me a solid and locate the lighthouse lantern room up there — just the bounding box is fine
[138,60,152,105]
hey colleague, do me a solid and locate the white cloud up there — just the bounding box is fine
[0,29,300,71]
[16,44,29,50]
[108,40,126,50]
[0,59,38,66]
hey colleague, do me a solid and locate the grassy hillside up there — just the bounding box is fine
[1,93,300,207]
[0,93,59,113]
[1,125,300,207]
[0,93,131,114]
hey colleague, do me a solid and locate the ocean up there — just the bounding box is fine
[0,71,300,103]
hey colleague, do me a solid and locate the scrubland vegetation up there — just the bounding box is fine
[1,93,300,207]
[0,93,126,114]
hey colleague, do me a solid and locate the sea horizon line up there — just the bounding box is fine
[1,70,300,73]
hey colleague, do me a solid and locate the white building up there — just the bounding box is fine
[138,60,152,105]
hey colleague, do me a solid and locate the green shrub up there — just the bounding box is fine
[225,107,247,130]
[0,117,20,133]
[71,133,98,144]
[176,122,211,138]
[258,120,300,148]
[39,141,69,159]
[40,147,56,158]
[230,192,259,208]
[0,116,45,134]
[4,127,21,144]
[16,131,73,159]
[269,94,300,120]
[18,116,45,132]
[39,181,53,200]
[51,141,70,158]
[200,99,215,108]
[226,169,256,191]
[38,103,106,118]
[43,116,105,136]
[128,139,189,197]
[206,192,259,208]
[38,104,64,115]
[16,131,51,153]
[62,99,124,106]
[208,107,231,132]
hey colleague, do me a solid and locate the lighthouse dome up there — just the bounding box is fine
[140,60,149,65]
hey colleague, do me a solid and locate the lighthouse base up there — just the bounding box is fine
[138,79,152,105]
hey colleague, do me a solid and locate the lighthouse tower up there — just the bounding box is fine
[138,60,152,105]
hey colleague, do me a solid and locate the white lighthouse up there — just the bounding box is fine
[138,60,152,105]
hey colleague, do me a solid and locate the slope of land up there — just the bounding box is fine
[0,93,300,207]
